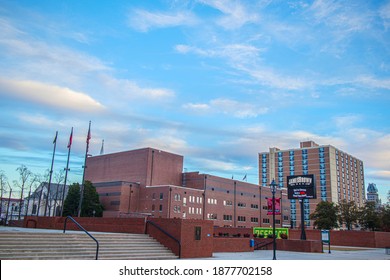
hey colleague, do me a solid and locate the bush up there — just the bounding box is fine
[280,233,288,239]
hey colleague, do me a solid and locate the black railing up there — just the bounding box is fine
[63,216,99,260]
[145,220,181,258]
[254,239,274,250]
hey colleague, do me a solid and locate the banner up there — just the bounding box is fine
[266,197,280,215]
[253,227,289,239]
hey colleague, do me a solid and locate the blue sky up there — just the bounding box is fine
[0,0,389,201]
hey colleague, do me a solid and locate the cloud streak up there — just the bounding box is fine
[0,78,105,113]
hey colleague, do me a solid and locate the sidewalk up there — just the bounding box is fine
[198,247,389,260]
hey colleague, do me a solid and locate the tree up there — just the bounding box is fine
[338,200,359,230]
[62,181,103,217]
[310,201,339,230]
[0,170,8,223]
[379,205,390,232]
[15,165,32,220]
[359,202,380,231]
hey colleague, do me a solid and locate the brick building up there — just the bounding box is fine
[259,140,365,229]
[85,147,289,228]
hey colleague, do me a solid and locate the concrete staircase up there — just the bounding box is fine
[0,231,178,260]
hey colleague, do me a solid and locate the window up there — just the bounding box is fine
[159,193,163,200]
[238,202,246,208]
[251,204,259,209]
[251,217,259,223]
[238,216,246,222]
[159,205,163,212]
[223,215,233,221]
[174,194,181,201]
[208,198,217,205]
[207,213,217,220]
[152,205,155,212]
[224,200,233,206]
[263,218,270,224]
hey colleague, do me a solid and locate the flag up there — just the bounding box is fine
[86,121,91,144]
[267,197,281,215]
[67,127,73,149]
[53,131,58,144]
[100,139,104,155]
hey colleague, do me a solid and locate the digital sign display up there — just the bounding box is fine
[287,174,317,199]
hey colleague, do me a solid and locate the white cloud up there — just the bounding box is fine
[0,78,105,113]
[176,43,310,90]
[127,9,198,32]
[198,0,259,29]
[182,103,210,111]
[210,98,268,118]
[100,75,175,100]
[183,98,268,118]
[379,2,390,30]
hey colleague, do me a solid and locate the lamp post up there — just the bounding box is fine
[270,179,277,260]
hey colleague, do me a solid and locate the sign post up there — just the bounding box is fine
[287,174,316,240]
[321,230,331,254]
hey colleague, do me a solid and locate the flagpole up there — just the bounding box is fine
[60,127,73,216]
[78,121,91,217]
[44,131,58,217]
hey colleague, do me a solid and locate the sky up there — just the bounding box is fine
[0,0,389,202]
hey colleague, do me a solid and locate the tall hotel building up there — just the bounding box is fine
[259,140,365,228]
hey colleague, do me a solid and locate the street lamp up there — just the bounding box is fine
[270,179,277,260]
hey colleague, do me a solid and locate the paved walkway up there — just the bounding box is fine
[203,247,389,260]
[1,226,389,260]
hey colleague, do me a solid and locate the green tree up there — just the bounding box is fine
[62,183,80,217]
[359,202,380,231]
[379,205,390,232]
[62,181,103,217]
[338,200,359,230]
[81,181,104,217]
[310,201,339,230]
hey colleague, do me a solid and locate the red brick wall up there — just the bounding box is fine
[254,238,322,253]
[289,229,390,248]
[213,227,252,237]
[23,216,146,234]
[147,218,214,258]
[214,238,254,252]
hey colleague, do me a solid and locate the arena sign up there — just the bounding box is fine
[287,174,316,199]
[253,227,289,239]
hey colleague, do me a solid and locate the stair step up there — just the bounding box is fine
[0,230,178,260]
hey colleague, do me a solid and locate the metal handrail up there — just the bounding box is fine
[63,216,99,260]
[145,220,181,258]
[254,239,274,250]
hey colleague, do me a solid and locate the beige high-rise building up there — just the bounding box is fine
[259,140,365,229]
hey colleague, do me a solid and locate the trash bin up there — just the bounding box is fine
[250,239,255,247]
